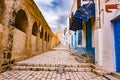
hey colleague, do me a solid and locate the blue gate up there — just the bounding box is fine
[113,16,120,72]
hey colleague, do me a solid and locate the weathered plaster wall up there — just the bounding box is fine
[31,35,36,53]
[95,0,120,72]
[0,0,60,72]
[12,29,26,59]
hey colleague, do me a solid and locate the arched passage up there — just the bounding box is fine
[32,22,38,36]
[39,25,44,51]
[40,27,44,38]
[43,32,47,51]
[45,32,47,41]
[15,9,28,33]
[12,9,28,58]
[31,22,39,52]
[48,35,50,42]
[0,0,4,23]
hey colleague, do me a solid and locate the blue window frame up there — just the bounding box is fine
[78,30,82,45]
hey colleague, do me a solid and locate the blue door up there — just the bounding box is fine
[113,17,120,72]
[73,32,77,49]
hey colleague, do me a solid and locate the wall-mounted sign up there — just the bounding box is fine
[105,4,119,12]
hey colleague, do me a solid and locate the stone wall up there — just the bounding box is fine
[31,35,37,53]
[0,0,60,72]
[12,29,26,59]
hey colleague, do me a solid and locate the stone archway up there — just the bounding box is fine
[32,22,38,36]
[40,26,44,39]
[15,9,28,33]
[45,32,47,41]
[0,0,4,23]
[12,9,28,59]
[48,34,50,42]
[39,25,44,52]
[44,32,47,51]
[31,22,39,53]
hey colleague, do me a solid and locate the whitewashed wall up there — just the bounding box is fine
[95,0,120,72]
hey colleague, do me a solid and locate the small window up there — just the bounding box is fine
[78,30,82,45]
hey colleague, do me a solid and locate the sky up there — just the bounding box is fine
[34,0,73,33]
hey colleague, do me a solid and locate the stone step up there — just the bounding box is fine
[12,66,92,72]
[90,64,103,70]
[14,63,91,68]
[104,74,119,80]
[92,69,109,76]
[12,66,57,71]
[111,72,120,79]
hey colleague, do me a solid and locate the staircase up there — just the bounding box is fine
[12,62,92,72]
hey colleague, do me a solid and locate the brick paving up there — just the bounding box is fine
[0,45,108,80]
[0,71,107,80]
[15,46,79,66]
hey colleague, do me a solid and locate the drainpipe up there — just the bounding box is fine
[98,0,101,28]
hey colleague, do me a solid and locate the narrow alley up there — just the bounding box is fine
[0,45,108,80]
[0,0,120,80]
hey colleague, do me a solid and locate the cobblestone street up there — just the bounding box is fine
[0,45,108,80]
[1,0,120,80]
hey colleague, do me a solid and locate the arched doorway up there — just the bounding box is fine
[31,22,38,52]
[15,9,28,33]
[48,35,50,42]
[44,32,47,51]
[32,22,38,36]
[12,9,28,58]
[40,26,44,39]
[39,25,44,51]
[0,0,4,23]
[45,32,47,41]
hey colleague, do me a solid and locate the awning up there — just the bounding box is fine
[70,2,95,31]
[70,18,83,31]
[74,3,95,21]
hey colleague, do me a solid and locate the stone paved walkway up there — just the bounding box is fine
[0,71,107,80]
[0,45,108,80]
[16,46,79,66]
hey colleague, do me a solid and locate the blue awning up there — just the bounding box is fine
[70,2,95,31]
[70,18,83,31]
[74,3,95,21]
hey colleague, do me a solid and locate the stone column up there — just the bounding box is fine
[36,32,40,54]
[0,26,3,72]
[25,33,31,57]
[0,32,2,49]
[42,33,45,52]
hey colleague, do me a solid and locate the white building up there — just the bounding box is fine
[95,0,120,72]
[67,0,120,73]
